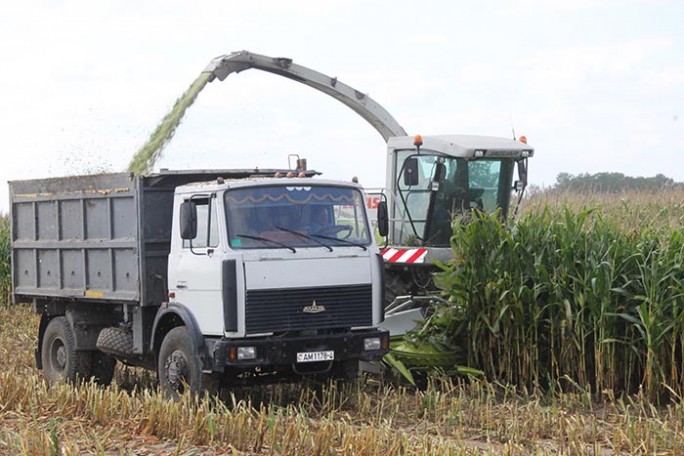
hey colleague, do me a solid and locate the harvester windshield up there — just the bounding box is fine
[392,151,515,247]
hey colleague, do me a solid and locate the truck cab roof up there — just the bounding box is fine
[174,176,364,194]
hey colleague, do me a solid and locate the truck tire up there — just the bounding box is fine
[96,326,134,357]
[157,326,218,400]
[41,316,92,385]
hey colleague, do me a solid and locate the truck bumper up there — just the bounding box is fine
[209,329,389,370]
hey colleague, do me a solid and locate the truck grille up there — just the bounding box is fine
[245,284,373,333]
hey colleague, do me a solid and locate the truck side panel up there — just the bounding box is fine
[11,173,143,304]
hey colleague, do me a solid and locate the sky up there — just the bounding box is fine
[1,0,682,213]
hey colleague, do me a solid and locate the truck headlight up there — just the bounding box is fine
[364,337,382,351]
[237,346,257,360]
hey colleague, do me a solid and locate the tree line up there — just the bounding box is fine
[552,172,683,193]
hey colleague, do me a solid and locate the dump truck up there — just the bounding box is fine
[9,168,389,396]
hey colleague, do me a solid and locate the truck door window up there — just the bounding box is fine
[183,197,219,249]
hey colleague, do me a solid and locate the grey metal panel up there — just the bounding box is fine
[37,249,59,288]
[113,249,139,294]
[36,201,58,240]
[14,249,36,288]
[13,203,35,241]
[85,198,110,240]
[10,173,144,304]
[86,249,112,290]
[59,199,83,240]
[112,197,136,239]
[61,249,85,289]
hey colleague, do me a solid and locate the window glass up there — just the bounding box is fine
[183,197,219,248]
[393,151,515,246]
[225,185,371,249]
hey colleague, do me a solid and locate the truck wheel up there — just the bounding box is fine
[157,326,217,400]
[96,326,134,357]
[41,316,92,385]
[90,351,117,386]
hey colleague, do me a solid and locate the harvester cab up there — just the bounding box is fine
[380,134,533,303]
[387,134,532,248]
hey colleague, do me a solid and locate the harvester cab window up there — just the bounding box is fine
[394,152,516,246]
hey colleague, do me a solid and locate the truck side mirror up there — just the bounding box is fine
[377,201,389,237]
[179,201,197,240]
[403,157,419,187]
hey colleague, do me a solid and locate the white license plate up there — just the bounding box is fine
[296,350,334,363]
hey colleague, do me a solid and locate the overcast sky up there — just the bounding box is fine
[1,0,682,213]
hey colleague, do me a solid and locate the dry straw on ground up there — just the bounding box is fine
[2,303,684,455]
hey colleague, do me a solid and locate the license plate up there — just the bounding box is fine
[296,350,334,363]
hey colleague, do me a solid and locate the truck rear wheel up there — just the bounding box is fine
[157,326,218,400]
[41,316,92,385]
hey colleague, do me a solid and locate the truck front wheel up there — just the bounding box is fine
[157,326,218,399]
[41,316,92,385]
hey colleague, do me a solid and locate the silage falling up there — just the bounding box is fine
[127,72,212,175]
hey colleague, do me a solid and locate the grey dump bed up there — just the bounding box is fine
[9,169,279,307]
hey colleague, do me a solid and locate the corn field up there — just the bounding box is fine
[0,214,11,307]
[434,189,684,401]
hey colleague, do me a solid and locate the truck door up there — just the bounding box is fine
[170,195,225,336]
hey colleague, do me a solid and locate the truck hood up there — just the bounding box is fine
[241,250,372,290]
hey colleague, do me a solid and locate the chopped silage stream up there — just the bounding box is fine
[126,71,212,176]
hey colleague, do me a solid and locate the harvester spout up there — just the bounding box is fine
[203,50,407,142]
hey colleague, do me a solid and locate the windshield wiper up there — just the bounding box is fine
[275,226,333,252]
[236,234,296,253]
[311,233,367,251]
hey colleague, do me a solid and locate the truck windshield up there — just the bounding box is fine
[225,184,372,250]
[393,151,515,247]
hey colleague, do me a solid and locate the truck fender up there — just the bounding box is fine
[150,303,212,371]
